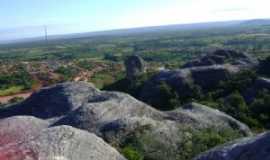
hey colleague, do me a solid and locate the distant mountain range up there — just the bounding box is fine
[1,19,270,45]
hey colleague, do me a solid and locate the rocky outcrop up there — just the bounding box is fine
[140,64,240,106]
[190,64,239,89]
[194,132,270,160]
[124,55,146,79]
[139,50,258,107]
[183,49,258,68]
[0,82,252,160]
[0,116,49,146]
[0,82,97,119]
[167,103,251,136]
[0,125,126,160]
[54,94,251,159]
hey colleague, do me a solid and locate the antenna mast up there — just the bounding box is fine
[44,25,48,44]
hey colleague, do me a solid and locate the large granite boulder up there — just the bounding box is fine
[194,132,270,160]
[0,82,97,119]
[183,49,258,68]
[167,103,251,136]
[190,65,240,89]
[0,82,252,160]
[0,125,126,160]
[125,55,146,79]
[0,116,49,146]
[49,82,251,160]
[140,64,240,107]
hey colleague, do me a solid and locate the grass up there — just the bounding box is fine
[90,73,115,89]
[0,86,25,96]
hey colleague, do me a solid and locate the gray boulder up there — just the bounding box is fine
[125,55,146,79]
[183,49,258,68]
[191,65,239,89]
[167,103,251,136]
[140,64,240,106]
[0,125,126,160]
[0,116,49,146]
[51,83,251,160]
[0,82,97,119]
[194,132,270,160]
[0,82,252,160]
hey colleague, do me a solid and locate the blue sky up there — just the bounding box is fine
[1,0,270,41]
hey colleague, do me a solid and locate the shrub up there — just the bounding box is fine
[219,70,257,93]
[152,81,181,110]
[250,91,270,128]
[55,66,79,80]
[122,146,144,160]
[178,128,241,160]
[0,65,33,93]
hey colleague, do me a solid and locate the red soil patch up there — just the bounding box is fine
[0,92,33,104]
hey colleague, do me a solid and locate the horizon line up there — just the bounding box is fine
[1,18,269,45]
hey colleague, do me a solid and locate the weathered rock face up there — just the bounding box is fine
[190,65,239,89]
[243,77,270,103]
[0,82,97,119]
[167,103,251,136]
[194,132,270,160]
[54,97,251,159]
[0,82,252,160]
[183,49,258,68]
[140,64,240,105]
[140,69,194,103]
[125,55,146,79]
[0,125,126,160]
[0,116,49,146]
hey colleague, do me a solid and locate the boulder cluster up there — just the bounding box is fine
[0,49,269,160]
[0,82,252,160]
[183,49,258,68]
[140,49,261,108]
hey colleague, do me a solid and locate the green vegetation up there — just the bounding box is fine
[104,72,154,97]
[0,65,34,95]
[0,86,24,96]
[119,125,241,160]
[122,146,144,160]
[1,22,270,63]
[198,70,270,130]
[178,128,241,160]
[55,66,79,81]
[90,71,124,89]
[250,90,270,128]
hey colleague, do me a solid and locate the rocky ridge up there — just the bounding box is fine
[0,81,251,160]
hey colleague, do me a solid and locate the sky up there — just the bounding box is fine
[1,0,270,41]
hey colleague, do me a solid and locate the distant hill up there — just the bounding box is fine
[0,18,269,45]
[241,19,270,26]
